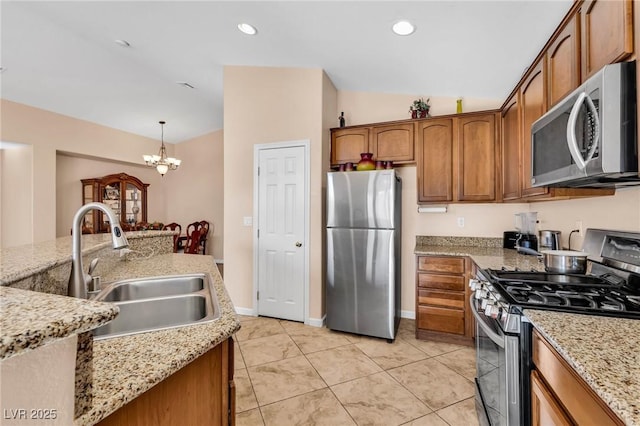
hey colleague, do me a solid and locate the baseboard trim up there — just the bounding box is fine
[400,310,416,320]
[306,315,325,328]
[214,258,224,264]
[234,306,256,316]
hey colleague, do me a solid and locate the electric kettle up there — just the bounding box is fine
[539,230,561,251]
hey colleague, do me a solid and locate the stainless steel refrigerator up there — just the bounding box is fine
[326,169,401,341]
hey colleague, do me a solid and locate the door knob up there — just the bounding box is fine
[295,242,302,247]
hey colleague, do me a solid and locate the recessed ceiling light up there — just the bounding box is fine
[238,23,257,35]
[114,39,131,47]
[392,20,415,36]
[176,81,195,89]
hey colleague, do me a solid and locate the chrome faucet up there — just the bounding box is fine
[68,202,129,298]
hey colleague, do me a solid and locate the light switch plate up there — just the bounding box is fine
[243,216,253,227]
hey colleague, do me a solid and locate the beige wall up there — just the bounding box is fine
[55,154,170,237]
[0,99,173,246]
[1,144,34,247]
[223,66,331,321]
[166,130,225,259]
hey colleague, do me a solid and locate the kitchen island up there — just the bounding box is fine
[0,233,240,425]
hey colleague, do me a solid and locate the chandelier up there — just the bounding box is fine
[143,121,181,176]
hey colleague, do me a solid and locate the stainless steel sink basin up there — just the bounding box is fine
[92,273,220,340]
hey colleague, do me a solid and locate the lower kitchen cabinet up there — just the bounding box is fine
[97,337,235,426]
[531,330,623,426]
[415,255,473,345]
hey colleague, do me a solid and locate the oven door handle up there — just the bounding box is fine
[470,295,505,348]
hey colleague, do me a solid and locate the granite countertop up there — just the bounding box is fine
[75,254,240,426]
[0,230,175,285]
[0,287,118,359]
[525,310,640,425]
[414,243,545,271]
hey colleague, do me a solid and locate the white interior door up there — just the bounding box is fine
[257,145,306,321]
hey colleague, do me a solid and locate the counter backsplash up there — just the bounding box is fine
[416,235,503,248]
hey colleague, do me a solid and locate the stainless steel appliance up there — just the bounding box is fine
[326,170,401,340]
[531,60,638,188]
[538,230,561,251]
[470,228,640,426]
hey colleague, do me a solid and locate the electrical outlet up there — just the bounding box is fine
[576,220,583,236]
[457,217,465,228]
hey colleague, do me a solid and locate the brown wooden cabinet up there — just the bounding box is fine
[416,118,454,202]
[81,173,149,233]
[547,12,581,107]
[330,122,415,166]
[520,59,548,198]
[97,337,235,426]
[501,93,521,201]
[415,255,472,345]
[456,114,498,202]
[581,0,633,80]
[417,112,499,203]
[531,330,623,426]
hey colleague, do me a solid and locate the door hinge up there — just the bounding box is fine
[257,291,259,300]
[258,166,260,176]
[257,229,260,238]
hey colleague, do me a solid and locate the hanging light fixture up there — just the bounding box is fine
[143,121,181,176]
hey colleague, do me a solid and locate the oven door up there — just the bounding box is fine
[470,297,521,426]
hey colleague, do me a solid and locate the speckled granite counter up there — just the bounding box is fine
[414,242,545,272]
[0,287,118,359]
[525,310,640,425]
[75,254,240,426]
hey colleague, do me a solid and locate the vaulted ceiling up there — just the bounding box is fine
[1,1,572,143]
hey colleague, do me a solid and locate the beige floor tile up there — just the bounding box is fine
[355,337,427,370]
[403,413,450,426]
[434,347,476,381]
[404,337,470,357]
[288,330,351,354]
[279,319,314,334]
[235,340,247,370]
[239,333,302,367]
[332,371,431,426]
[248,355,327,406]
[389,358,474,410]
[307,344,382,385]
[436,397,479,426]
[235,317,286,342]
[261,388,356,426]
[236,408,264,426]
[235,368,259,413]
[238,314,259,323]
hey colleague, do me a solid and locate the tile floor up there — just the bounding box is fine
[233,315,479,426]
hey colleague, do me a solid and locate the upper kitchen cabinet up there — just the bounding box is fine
[371,123,415,163]
[330,127,370,165]
[501,93,521,201]
[547,11,581,107]
[81,173,149,233]
[520,59,548,198]
[417,118,454,203]
[456,114,498,202]
[330,122,416,166]
[417,112,499,204]
[581,0,633,80]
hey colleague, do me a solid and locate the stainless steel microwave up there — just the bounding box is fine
[531,61,638,188]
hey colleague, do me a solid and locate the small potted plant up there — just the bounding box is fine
[409,97,431,119]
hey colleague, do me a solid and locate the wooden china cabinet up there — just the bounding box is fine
[81,173,149,233]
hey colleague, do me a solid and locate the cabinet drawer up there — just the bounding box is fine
[417,289,464,309]
[417,273,465,291]
[417,306,465,335]
[532,330,623,426]
[417,256,465,274]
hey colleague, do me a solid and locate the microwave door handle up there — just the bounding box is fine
[583,94,600,165]
[566,92,588,170]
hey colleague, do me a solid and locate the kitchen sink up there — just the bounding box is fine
[96,274,206,302]
[92,273,220,340]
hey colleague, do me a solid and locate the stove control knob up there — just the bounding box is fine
[488,305,500,319]
[484,303,494,315]
[482,299,492,309]
[469,279,482,290]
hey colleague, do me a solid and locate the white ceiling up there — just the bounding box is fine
[1,0,573,143]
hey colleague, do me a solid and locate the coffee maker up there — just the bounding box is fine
[514,212,538,254]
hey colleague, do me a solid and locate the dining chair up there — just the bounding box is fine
[163,222,182,253]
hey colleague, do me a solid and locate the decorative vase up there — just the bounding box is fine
[419,109,429,118]
[357,153,376,171]
[411,110,418,119]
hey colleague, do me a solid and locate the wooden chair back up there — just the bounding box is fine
[163,222,182,253]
